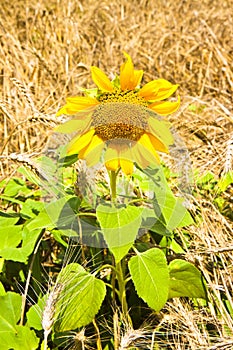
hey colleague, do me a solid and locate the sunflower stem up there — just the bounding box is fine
[109,170,117,203]
[115,260,132,326]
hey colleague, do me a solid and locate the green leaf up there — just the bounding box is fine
[129,248,169,311]
[2,178,30,197]
[26,211,54,231]
[0,293,39,348]
[0,282,6,296]
[21,198,44,218]
[0,212,20,226]
[26,196,79,231]
[54,263,106,331]
[141,166,193,231]
[218,171,233,192]
[96,204,143,263]
[196,171,215,185]
[58,153,79,167]
[161,196,194,231]
[2,326,39,350]
[168,259,206,299]
[26,295,46,331]
[0,225,23,249]
[0,227,41,263]
[0,292,22,330]
[142,207,172,237]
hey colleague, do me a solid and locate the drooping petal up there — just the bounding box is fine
[67,129,95,155]
[120,52,143,90]
[54,110,93,134]
[105,158,119,171]
[119,145,134,175]
[149,96,180,115]
[147,133,169,153]
[120,158,134,175]
[139,79,179,101]
[148,117,174,147]
[132,143,151,169]
[138,133,161,164]
[104,145,120,171]
[56,96,99,116]
[91,66,114,92]
[79,135,105,166]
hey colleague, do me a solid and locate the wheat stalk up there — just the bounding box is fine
[42,282,64,349]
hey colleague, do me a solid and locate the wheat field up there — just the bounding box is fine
[0,0,233,349]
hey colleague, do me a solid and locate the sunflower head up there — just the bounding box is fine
[56,52,180,175]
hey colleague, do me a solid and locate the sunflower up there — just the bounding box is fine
[56,53,180,175]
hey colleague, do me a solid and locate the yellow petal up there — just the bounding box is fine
[54,112,92,134]
[56,96,99,116]
[120,52,143,90]
[138,133,161,164]
[148,117,174,147]
[118,145,134,175]
[132,144,150,168]
[67,129,95,155]
[79,134,103,157]
[91,66,114,92]
[148,133,168,153]
[104,145,120,171]
[133,69,144,88]
[149,96,180,115]
[140,79,179,101]
[79,135,105,166]
[105,158,119,171]
[139,80,160,99]
[153,84,179,101]
[120,158,134,175]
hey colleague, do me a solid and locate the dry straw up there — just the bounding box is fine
[0,0,232,348]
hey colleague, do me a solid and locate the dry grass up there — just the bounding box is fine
[0,0,233,348]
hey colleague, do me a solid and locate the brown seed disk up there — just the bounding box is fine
[92,102,148,141]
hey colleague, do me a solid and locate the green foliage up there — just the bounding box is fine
[129,248,169,311]
[0,292,39,350]
[0,158,208,348]
[196,170,233,219]
[54,263,106,331]
[26,295,46,331]
[168,259,206,299]
[96,204,143,262]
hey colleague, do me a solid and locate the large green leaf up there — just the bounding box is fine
[217,170,233,192]
[54,263,106,331]
[129,248,169,311]
[96,204,143,263]
[168,259,206,299]
[0,292,39,350]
